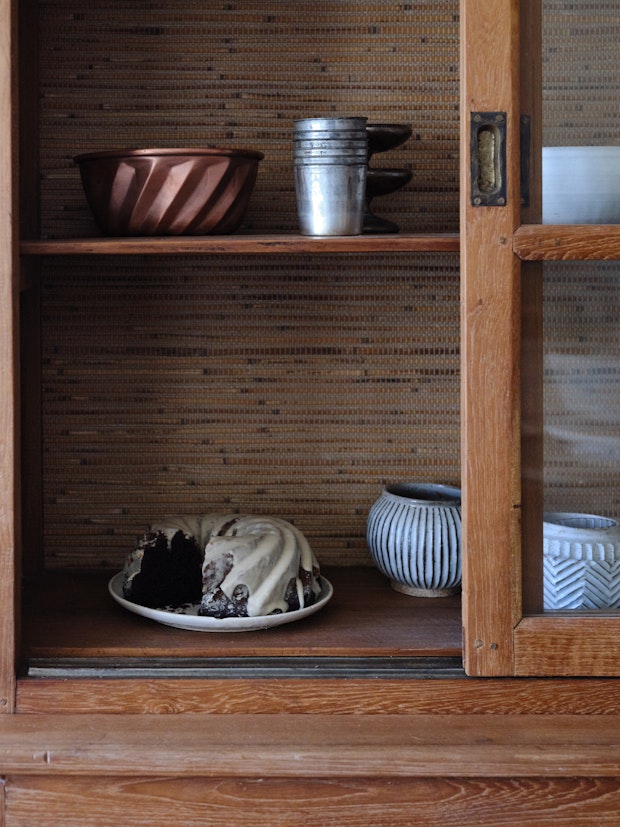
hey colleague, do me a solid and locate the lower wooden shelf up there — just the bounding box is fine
[17,567,620,720]
[18,566,463,713]
[21,566,462,663]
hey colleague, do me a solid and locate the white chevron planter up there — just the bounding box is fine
[543,512,620,610]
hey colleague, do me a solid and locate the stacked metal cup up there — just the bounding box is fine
[293,117,368,236]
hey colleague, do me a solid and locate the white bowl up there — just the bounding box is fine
[542,146,620,224]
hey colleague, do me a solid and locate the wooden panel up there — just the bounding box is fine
[514,616,620,676]
[16,675,620,716]
[3,714,620,777]
[20,567,462,660]
[519,0,544,615]
[0,0,18,712]
[514,225,620,261]
[459,0,523,675]
[7,775,620,827]
[520,262,543,613]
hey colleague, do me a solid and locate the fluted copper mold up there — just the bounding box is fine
[74,148,264,236]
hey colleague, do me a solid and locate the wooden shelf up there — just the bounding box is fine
[20,232,460,257]
[513,224,620,261]
[21,566,462,663]
[23,226,619,261]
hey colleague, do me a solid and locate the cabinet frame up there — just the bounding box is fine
[461,0,620,676]
[2,0,620,715]
[0,0,19,713]
[5,6,620,824]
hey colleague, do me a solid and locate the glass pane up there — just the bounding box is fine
[542,262,620,611]
[539,1,620,611]
[542,0,620,224]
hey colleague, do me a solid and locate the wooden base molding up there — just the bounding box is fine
[6,775,620,827]
[15,676,620,716]
[0,713,620,778]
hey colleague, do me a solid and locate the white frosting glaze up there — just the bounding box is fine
[151,514,236,550]
[123,546,144,587]
[143,513,320,617]
[201,515,319,616]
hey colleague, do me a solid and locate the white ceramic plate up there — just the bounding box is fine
[108,571,333,632]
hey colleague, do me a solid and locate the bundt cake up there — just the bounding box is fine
[122,513,321,617]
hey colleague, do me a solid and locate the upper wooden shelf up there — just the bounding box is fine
[23,227,620,260]
[514,224,620,261]
[20,233,460,256]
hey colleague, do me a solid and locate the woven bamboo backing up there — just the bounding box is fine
[543,0,620,146]
[41,254,460,569]
[542,1,620,521]
[35,1,461,569]
[39,0,459,567]
[38,0,460,238]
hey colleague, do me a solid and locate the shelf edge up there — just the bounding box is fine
[513,224,620,261]
[20,233,460,256]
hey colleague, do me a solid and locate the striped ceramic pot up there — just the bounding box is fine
[367,482,462,597]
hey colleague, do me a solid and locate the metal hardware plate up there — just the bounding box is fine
[470,111,507,206]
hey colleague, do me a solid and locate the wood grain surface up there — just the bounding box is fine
[16,674,620,716]
[7,775,620,827]
[514,225,620,261]
[20,567,462,660]
[459,0,523,675]
[0,0,18,714]
[2,713,620,777]
[20,233,460,258]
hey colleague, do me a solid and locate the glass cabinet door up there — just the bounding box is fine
[461,0,620,675]
[539,0,620,614]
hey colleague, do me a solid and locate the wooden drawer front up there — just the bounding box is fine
[6,776,620,826]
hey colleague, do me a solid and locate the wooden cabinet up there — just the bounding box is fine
[3,0,620,823]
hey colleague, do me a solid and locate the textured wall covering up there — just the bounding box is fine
[40,254,460,568]
[38,0,460,238]
[36,1,461,569]
[543,0,620,147]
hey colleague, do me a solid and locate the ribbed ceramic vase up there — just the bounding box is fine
[367,483,462,597]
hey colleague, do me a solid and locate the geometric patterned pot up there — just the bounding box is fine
[543,512,620,610]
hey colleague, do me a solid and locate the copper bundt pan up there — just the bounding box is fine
[74,148,264,236]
